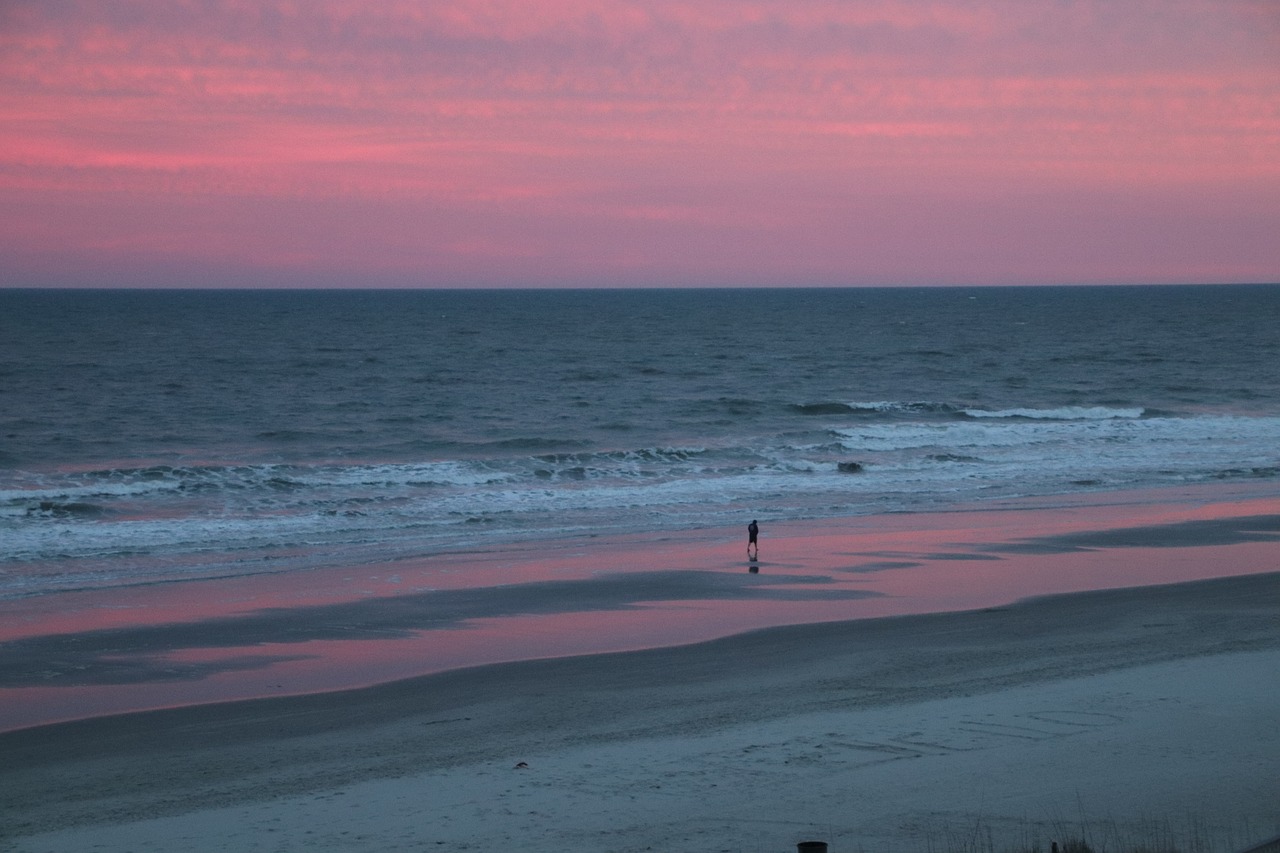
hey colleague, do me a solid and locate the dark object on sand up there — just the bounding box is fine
[797,842,828,853]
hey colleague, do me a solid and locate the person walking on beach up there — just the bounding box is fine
[747,519,759,560]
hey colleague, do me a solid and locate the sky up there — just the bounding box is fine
[1,0,1277,289]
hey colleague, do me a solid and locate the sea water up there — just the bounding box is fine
[3,285,1279,600]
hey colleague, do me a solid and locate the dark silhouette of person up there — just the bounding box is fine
[747,519,759,559]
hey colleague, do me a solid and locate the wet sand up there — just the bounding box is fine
[3,482,1279,733]
[1,572,1278,852]
[1,485,1279,851]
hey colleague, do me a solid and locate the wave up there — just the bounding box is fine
[789,402,858,415]
[0,445,727,512]
[829,411,1280,456]
[791,400,960,417]
[486,437,594,451]
[793,401,1145,423]
[926,453,982,463]
[961,406,1145,421]
[1213,465,1280,480]
[6,411,1280,598]
[26,501,111,518]
[849,400,961,415]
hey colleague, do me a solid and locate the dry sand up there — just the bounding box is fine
[2,571,1277,853]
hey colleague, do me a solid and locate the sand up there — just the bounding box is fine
[2,570,1278,853]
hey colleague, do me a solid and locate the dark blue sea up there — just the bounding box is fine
[3,285,1279,599]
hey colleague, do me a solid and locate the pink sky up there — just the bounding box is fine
[2,0,1277,288]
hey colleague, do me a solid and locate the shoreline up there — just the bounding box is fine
[2,482,1279,850]
[1,480,1279,733]
[2,570,1277,850]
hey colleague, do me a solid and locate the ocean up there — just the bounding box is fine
[3,284,1279,602]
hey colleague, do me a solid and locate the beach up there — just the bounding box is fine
[5,1,1280,846]
[2,489,1278,853]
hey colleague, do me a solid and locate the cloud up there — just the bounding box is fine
[2,0,1277,286]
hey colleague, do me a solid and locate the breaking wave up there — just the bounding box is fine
[962,406,1145,420]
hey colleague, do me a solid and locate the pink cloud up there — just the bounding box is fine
[1,0,1277,286]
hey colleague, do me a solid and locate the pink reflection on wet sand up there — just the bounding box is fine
[1,483,1276,732]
